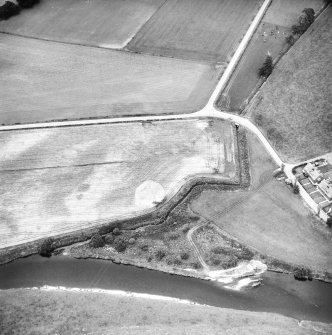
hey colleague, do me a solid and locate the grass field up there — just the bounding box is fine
[1,289,320,335]
[0,34,222,125]
[128,0,262,62]
[0,119,237,248]
[0,0,165,48]
[217,0,324,111]
[248,6,332,163]
[190,132,332,273]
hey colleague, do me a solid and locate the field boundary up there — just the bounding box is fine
[0,30,210,66]
[123,0,168,50]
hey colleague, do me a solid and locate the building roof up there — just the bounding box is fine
[318,179,332,200]
[323,170,332,180]
[303,163,323,182]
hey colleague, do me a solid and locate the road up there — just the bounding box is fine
[0,0,290,173]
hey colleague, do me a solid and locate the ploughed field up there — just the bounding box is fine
[0,34,221,125]
[127,0,263,62]
[0,119,237,248]
[0,0,165,48]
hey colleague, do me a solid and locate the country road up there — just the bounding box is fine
[0,0,292,175]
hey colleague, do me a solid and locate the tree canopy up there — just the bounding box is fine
[0,1,20,20]
[292,8,315,35]
[258,54,273,78]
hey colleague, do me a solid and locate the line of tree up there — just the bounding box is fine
[0,0,40,21]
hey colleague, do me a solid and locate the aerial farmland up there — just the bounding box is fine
[0,0,265,125]
[0,34,221,124]
[0,119,237,248]
[0,0,332,333]
[128,0,263,62]
[0,0,165,48]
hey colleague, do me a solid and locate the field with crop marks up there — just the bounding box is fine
[249,6,332,163]
[0,34,222,125]
[0,119,237,248]
[0,0,165,48]
[128,0,262,62]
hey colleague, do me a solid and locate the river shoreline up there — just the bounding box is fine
[1,227,331,284]
[65,245,332,285]
[1,254,332,326]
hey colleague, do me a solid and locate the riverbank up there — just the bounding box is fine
[1,287,331,335]
[1,184,331,284]
[64,234,332,285]
[61,199,332,285]
[62,199,332,284]
[64,240,267,289]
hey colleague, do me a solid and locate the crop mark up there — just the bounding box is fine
[0,161,126,173]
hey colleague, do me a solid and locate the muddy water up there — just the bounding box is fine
[0,255,331,323]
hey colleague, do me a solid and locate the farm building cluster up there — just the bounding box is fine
[295,160,332,221]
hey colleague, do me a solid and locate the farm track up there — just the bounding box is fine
[186,224,209,270]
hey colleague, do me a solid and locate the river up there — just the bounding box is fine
[0,255,331,323]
